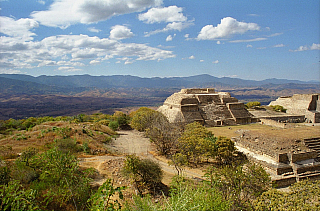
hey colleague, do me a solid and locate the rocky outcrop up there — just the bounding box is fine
[157,88,253,126]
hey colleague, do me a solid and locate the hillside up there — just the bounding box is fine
[0,74,319,120]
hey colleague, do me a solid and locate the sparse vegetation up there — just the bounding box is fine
[246,101,261,109]
[270,105,287,112]
[1,108,319,210]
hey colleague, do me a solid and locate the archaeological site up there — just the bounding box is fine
[158,89,320,187]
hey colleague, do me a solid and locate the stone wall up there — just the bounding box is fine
[158,88,253,125]
[269,94,320,123]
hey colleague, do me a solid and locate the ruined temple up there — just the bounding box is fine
[269,94,320,123]
[157,88,254,126]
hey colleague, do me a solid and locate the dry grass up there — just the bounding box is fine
[0,121,114,157]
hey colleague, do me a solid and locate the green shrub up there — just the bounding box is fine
[88,179,126,211]
[245,101,261,109]
[270,105,287,112]
[0,180,39,211]
[122,155,163,195]
[108,121,119,131]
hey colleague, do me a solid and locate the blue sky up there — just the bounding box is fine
[0,0,319,81]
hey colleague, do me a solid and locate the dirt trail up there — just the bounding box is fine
[79,130,204,186]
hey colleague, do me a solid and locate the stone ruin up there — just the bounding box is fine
[157,88,255,126]
[269,93,320,123]
[234,134,320,187]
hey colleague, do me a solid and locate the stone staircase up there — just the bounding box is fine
[304,137,320,161]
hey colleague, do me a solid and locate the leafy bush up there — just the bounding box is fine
[88,179,126,211]
[124,176,231,211]
[245,101,261,109]
[0,180,39,211]
[206,162,271,210]
[254,180,320,210]
[108,121,119,131]
[122,155,163,195]
[30,148,93,210]
[270,105,287,112]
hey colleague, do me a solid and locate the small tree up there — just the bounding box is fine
[122,155,163,195]
[130,107,157,131]
[177,122,216,164]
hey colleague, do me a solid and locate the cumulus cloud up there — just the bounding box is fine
[138,5,187,23]
[31,0,162,28]
[109,25,134,40]
[197,17,260,40]
[200,60,204,62]
[0,16,39,40]
[291,43,320,52]
[0,34,175,72]
[247,44,253,48]
[140,6,193,36]
[216,41,221,44]
[166,34,176,41]
[189,55,195,59]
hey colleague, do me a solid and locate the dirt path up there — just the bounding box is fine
[79,130,204,186]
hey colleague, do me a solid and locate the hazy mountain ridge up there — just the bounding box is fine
[0,74,318,91]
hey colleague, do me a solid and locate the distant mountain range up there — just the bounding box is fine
[0,74,319,120]
[0,74,318,95]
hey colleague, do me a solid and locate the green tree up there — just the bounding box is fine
[130,107,157,131]
[177,122,216,164]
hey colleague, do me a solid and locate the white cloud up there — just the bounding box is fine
[58,66,82,72]
[166,34,176,41]
[216,41,221,44]
[212,60,219,64]
[166,35,173,41]
[247,44,253,48]
[0,16,39,40]
[88,27,101,33]
[89,59,100,65]
[273,44,285,48]
[145,21,194,36]
[229,37,267,43]
[257,47,266,50]
[0,69,23,74]
[138,6,187,23]
[31,0,162,28]
[197,17,260,40]
[109,25,134,40]
[0,34,175,71]
[140,6,193,36]
[37,0,45,5]
[291,43,320,52]
[200,60,204,62]
[189,55,195,59]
